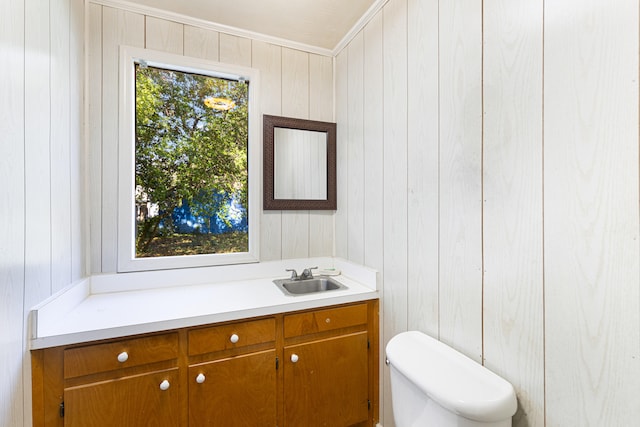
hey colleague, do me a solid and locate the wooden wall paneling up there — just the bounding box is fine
[377,6,411,427]
[308,211,334,257]
[281,211,310,259]
[23,1,51,421]
[50,0,72,292]
[252,41,283,261]
[24,0,52,305]
[382,0,408,344]
[251,42,283,125]
[382,3,409,425]
[544,1,640,425]
[334,50,349,259]
[308,53,334,257]
[362,12,386,424]
[88,4,103,274]
[308,54,333,122]
[362,12,384,274]
[183,26,219,61]
[482,1,544,425]
[281,48,310,119]
[145,16,183,54]
[281,48,310,259]
[347,32,365,264]
[101,7,144,273]
[0,0,25,424]
[437,0,483,362]
[406,0,440,336]
[219,33,252,67]
[69,0,84,281]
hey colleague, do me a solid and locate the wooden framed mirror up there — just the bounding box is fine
[263,114,336,210]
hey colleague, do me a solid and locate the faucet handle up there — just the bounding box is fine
[285,268,299,280]
[301,266,318,279]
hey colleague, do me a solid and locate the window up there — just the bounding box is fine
[118,47,260,272]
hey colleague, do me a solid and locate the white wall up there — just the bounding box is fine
[0,0,85,426]
[88,4,335,274]
[336,0,640,426]
[6,1,637,426]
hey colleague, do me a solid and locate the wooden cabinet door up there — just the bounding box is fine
[188,349,276,426]
[283,332,369,427]
[64,368,179,427]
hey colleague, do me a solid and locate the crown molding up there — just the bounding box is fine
[332,0,388,56]
[90,0,335,57]
[90,0,388,57]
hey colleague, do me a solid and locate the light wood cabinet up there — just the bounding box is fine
[63,333,179,378]
[189,350,276,426]
[187,318,277,426]
[283,304,372,427]
[32,300,379,427]
[59,332,179,427]
[65,368,180,427]
[284,333,369,426]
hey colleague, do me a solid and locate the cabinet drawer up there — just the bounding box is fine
[188,318,276,356]
[64,333,179,379]
[284,303,368,338]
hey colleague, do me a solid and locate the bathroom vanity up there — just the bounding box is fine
[29,258,379,427]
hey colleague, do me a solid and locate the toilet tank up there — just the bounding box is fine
[386,331,517,427]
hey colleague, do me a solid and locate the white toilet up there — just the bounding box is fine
[386,331,517,427]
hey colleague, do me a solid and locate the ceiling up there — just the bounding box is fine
[124,0,379,53]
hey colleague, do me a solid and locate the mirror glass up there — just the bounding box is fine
[263,114,336,210]
[274,128,327,200]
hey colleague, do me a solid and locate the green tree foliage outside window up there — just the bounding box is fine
[135,65,249,258]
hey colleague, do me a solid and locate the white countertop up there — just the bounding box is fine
[30,257,378,349]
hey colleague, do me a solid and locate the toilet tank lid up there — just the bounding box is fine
[386,331,517,422]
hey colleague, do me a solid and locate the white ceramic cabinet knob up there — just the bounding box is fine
[290,353,299,363]
[196,373,206,384]
[159,380,170,391]
[117,352,129,363]
[229,333,239,344]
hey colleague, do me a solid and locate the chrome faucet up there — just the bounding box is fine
[300,266,318,280]
[285,267,318,280]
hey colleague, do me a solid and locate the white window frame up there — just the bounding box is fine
[118,46,260,272]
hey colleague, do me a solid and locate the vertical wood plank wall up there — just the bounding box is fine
[1,1,26,426]
[335,0,640,426]
[3,1,640,426]
[308,55,334,257]
[381,0,409,424]
[483,1,544,425]
[544,0,640,425]
[439,0,484,362]
[0,0,85,426]
[89,6,335,272]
